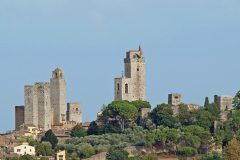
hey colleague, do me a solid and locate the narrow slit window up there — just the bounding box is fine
[125,84,128,94]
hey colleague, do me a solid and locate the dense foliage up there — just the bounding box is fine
[41,129,58,149]
[70,124,87,138]
[16,95,240,160]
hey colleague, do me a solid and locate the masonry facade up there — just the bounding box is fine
[50,68,67,125]
[23,68,81,131]
[15,106,25,130]
[66,102,82,123]
[114,46,146,101]
[24,83,52,131]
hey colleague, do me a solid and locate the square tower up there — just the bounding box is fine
[50,68,67,125]
[114,77,132,101]
[24,83,52,131]
[24,85,38,127]
[114,46,146,101]
[168,93,182,106]
[15,106,24,130]
[66,102,82,123]
[35,83,52,130]
[217,96,233,111]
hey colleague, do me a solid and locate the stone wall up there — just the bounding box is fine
[66,103,82,123]
[82,152,107,160]
[114,47,146,102]
[24,83,52,131]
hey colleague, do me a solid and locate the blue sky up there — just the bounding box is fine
[0,0,240,133]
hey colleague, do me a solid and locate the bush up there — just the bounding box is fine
[76,143,95,158]
[19,155,33,160]
[70,125,87,138]
[106,149,129,160]
[142,154,158,160]
[177,147,197,157]
[201,152,222,160]
[41,129,58,149]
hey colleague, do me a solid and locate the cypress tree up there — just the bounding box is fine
[41,130,58,149]
[204,97,210,108]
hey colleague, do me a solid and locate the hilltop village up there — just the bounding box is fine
[0,47,240,160]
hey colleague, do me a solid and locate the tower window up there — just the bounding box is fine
[117,83,120,91]
[137,68,139,71]
[125,84,128,94]
[55,73,58,78]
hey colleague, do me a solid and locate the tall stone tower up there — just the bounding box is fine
[24,83,52,131]
[114,46,146,101]
[50,68,67,125]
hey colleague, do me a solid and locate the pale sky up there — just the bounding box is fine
[0,0,240,133]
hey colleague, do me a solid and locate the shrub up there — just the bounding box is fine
[106,149,129,160]
[177,147,197,157]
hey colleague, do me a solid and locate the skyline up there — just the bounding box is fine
[1,0,240,133]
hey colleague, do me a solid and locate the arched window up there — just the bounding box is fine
[117,83,120,91]
[60,73,63,78]
[55,73,58,78]
[125,84,128,94]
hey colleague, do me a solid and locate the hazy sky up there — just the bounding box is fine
[0,0,240,133]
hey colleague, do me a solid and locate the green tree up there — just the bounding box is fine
[106,149,129,160]
[36,142,54,156]
[76,143,95,158]
[224,138,240,160]
[205,103,220,119]
[193,109,214,131]
[104,120,122,133]
[227,110,240,132]
[103,101,138,130]
[131,100,151,111]
[233,90,240,109]
[41,129,58,149]
[153,128,181,153]
[19,155,33,160]
[201,152,222,160]
[151,104,177,127]
[177,104,194,126]
[204,97,210,108]
[184,132,201,149]
[177,147,197,157]
[87,121,103,135]
[184,125,211,152]
[145,132,156,147]
[70,124,87,138]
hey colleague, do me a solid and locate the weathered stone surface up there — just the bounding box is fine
[114,46,146,101]
[50,68,67,125]
[66,102,82,123]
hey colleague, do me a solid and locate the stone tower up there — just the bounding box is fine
[24,85,38,127]
[15,106,24,130]
[168,93,182,106]
[50,68,67,125]
[24,83,52,131]
[66,102,83,123]
[114,46,146,101]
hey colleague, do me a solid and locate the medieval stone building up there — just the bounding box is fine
[114,46,146,101]
[23,68,82,131]
[66,102,82,123]
[216,95,233,121]
[50,68,67,125]
[24,82,52,131]
[15,106,24,130]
